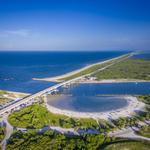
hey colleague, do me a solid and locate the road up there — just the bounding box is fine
[1,114,13,150]
[109,127,150,141]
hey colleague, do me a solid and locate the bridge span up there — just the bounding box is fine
[0,76,83,116]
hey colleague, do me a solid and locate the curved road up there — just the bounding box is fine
[1,115,13,150]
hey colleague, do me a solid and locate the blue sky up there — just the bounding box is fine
[0,0,150,51]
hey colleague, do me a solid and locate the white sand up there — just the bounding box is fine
[79,79,150,84]
[46,96,145,120]
[33,53,133,82]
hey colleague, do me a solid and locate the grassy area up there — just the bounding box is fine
[60,54,130,81]
[111,95,150,128]
[103,140,150,150]
[0,90,10,106]
[6,130,150,150]
[0,126,5,143]
[7,130,107,150]
[0,97,13,106]
[112,117,139,129]
[61,62,112,81]
[136,126,150,138]
[138,95,150,120]
[138,95,150,105]
[8,104,100,129]
[0,90,28,106]
[8,95,150,130]
[93,59,150,81]
[0,90,8,95]
[6,95,150,150]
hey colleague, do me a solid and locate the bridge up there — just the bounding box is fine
[0,52,134,116]
[0,76,83,116]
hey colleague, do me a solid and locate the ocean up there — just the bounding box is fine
[0,51,127,93]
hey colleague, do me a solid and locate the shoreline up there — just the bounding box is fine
[0,90,30,96]
[78,79,150,84]
[32,78,150,84]
[33,53,133,82]
[46,96,145,120]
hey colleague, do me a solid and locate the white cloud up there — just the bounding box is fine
[0,29,31,37]
[5,29,30,37]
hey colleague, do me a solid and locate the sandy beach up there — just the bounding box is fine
[78,79,150,84]
[0,90,30,98]
[46,96,145,120]
[33,53,133,82]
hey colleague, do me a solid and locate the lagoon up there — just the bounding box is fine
[59,82,150,96]
[47,82,150,113]
[47,95,128,112]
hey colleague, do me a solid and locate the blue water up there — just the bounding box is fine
[49,82,150,112]
[1,51,149,112]
[60,83,150,95]
[132,52,150,60]
[0,51,127,93]
[47,96,128,112]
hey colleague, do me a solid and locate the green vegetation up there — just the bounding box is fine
[7,130,150,150]
[0,90,27,106]
[0,90,11,106]
[6,95,150,150]
[139,95,150,105]
[93,59,150,80]
[136,126,150,138]
[112,117,139,129]
[8,95,150,131]
[7,130,107,150]
[60,54,130,81]
[112,107,150,129]
[0,97,13,106]
[137,95,150,138]
[0,90,8,95]
[138,95,150,120]
[8,104,100,129]
[0,126,5,143]
[61,62,112,81]
[8,104,116,133]
[111,95,150,129]
[103,140,150,150]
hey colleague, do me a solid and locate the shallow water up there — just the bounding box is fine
[47,82,150,112]
[47,95,128,112]
[59,82,150,95]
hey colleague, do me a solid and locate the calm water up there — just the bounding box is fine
[132,52,150,60]
[47,96,128,112]
[48,82,150,112]
[0,51,126,93]
[1,51,149,112]
[60,83,150,95]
